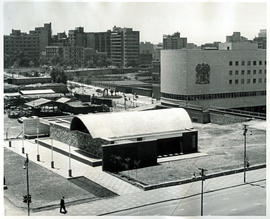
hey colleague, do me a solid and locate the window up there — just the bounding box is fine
[235,70,239,75]
[229,70,233,75]
[241,79,244,84]
[235,61,239,66]
[229,61,233,66]
[247,70,251,74]
[241,70,245,75]
[265,69,267,74]
[247,61,251,66]
[259,69,262,74]
[259,60,262,65]
[259,78,262,83]
[253,61,257,66]
[265,60,267,65]
[265,78,266,83]
[229,80,232,84]
[253,78,256,83]
[247,79,251,84]
[235,79,239,84]
[253,70,256,74]
[241,61,245,66]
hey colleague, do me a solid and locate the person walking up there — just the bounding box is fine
[60,196,67,214]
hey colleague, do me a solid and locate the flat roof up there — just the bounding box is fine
[56,97,71,103]
[20,89,55,95]
[25,98,52,107]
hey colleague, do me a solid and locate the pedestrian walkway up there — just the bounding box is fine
[4,139,141,196]
[32,168,265,216]
[4,139,266,216]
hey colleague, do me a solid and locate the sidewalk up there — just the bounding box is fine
[4,139,141,196]
[32,168,265,216]
[4,139,266,216]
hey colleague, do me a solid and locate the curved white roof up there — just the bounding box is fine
[70,108,193,139]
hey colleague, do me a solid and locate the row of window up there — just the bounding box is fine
[162,90,266,101]
[229,78,266,84]
[229,60,266,66]
[229,69,266,75]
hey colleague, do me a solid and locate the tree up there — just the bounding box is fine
[50,67,67,84]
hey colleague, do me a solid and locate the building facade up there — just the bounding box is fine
[161,42,266,110]
[4,23,52,66]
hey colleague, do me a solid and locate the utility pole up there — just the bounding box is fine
[23,154,31,216]
[36,117,40,161]
[199,168,207,216]
[243,124,248,183]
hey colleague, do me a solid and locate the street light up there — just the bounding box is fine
[36,117,40,161]
[23,154,31,216]
[22,122,25,154]
[68,143,72,177]
[51,138,54,168]
[243,124,248,183]
[198,168,207,216]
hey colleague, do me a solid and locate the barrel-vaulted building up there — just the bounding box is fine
[69,108,197,171]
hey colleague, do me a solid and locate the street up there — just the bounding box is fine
[108,180,266,216]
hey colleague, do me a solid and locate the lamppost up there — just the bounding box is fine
[22,122,25,154]
[68,143,72,177]
[51,138,54,168]
[23,154,31,216]
[243,124,248,183]
[36,117,40,161]
[199,168,207,216]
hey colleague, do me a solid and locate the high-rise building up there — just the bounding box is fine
[85,32,95,49]
[110,26,139,67]
[63,46,84,66]
[226,32,249,43]
[163,32,187,49]
[68,27,86,47]
[253,29,267,49]
[94,31,111,57]
[4,23,52,66]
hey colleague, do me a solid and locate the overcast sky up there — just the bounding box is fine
[3,1,267,45]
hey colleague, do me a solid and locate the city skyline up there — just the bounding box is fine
[3,1,266,45]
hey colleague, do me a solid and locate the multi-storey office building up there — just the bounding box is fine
[161,41,266,111]
[63,46,84,66]
[4,30,39,65]
[45,46,64,59]
[4,23,52,66]
[163,32,187,50]
[68,27,86,47]
[94,31,111,56]
[110,26,139,67]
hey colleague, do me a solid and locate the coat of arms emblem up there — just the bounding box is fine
[195,63,210,84]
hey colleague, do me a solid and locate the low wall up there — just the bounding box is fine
[7,77,51,85]
[209,111,251,124]
[50,123,108,158]
[24,118,50,137]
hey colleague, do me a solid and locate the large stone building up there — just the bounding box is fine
[161,41,266,111]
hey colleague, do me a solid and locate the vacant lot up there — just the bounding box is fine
[120,120,266,185]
